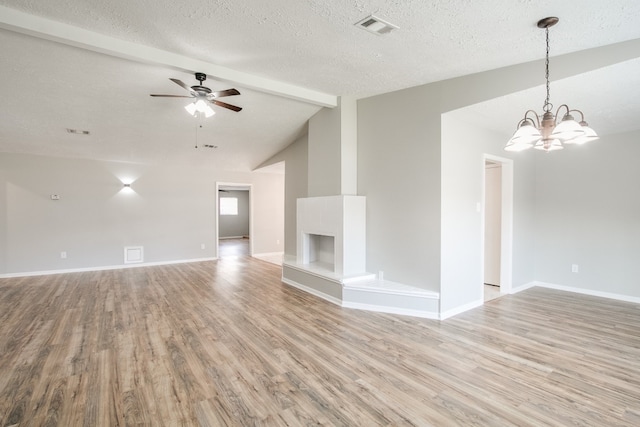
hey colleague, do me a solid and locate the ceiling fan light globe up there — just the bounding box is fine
[204,105,215,118]
[184,102,197,115]
[194,99,208,112]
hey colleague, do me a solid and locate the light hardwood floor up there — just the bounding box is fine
[1,257,639,426]
[218,238,250,259]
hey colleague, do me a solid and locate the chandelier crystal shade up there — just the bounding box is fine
[504,17,598,153]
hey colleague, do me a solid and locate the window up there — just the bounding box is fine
[220,197,238,215]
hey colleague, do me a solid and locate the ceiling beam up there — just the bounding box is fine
[0,5,338,108]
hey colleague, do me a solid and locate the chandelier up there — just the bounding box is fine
[504,17,598,152]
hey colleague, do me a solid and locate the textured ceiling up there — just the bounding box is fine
[1,0,639,169]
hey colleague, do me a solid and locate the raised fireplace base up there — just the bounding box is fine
[282,257,440,319]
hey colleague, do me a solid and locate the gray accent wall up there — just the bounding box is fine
[358,87,442,292]
[308,104,342,197]
[218,190,249,238]
[257,134,308,257]
[0,152,284,275]
[440,113,536,312]
[0,164,6,273]
[533,130,640,298]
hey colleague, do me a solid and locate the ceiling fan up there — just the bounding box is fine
[150,72,242,117]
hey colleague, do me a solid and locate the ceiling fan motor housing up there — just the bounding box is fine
[192,73,211,94]
[191,85,212,94]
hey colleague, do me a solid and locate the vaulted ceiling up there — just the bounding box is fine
[1,0,639,170]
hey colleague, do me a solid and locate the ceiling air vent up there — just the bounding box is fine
[66,128,90,135]
[355,15,399,35]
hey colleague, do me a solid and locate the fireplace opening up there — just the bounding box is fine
[304,233,335,272]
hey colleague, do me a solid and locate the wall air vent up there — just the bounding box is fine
[355,15,399,35]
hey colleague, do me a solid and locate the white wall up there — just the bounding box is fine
[218,190,250,238]
[0,152,284,275]
[533,130,640,298]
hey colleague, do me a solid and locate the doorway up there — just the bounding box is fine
[482,155,513,301]
[216,182,252,259]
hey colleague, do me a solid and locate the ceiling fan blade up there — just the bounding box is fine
[211,100,242,112]
[211,88,240,98]
[170,78,196,95]
[150,94,193,98]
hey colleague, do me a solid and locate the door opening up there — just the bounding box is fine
[216,182,252,259]
[482,155,513,302]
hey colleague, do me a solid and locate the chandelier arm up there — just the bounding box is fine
[569,109,586,122]
[523,110,541,128]
[555,104,571,119]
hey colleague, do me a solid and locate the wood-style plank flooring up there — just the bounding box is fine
[1,255,640,426]
[218,238,250,259]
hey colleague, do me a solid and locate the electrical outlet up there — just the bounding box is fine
[60,251,67,259]
[379,270,384,281]
[201,243,206,250]
[277,240,280,245]
[571,264,579,273]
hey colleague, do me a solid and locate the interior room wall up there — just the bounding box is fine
[0,152,284,276]
[533,130,640,299]
[440,113,536,313]
[256,134,308,257]
[358,88,442,292]
[0,165,7,273]
[307,100,342,197]
[251,174,285,256]
[218,190,250,238]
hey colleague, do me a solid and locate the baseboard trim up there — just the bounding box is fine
[439,298,484,320]
[510,281,536,294]
[280,276,343,307]
[534,281,640,304]
[0,257,218,279]
[252,252,283,259]
[343,282,439,299]
[342,301,439,319]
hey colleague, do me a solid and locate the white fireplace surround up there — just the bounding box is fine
[283,194,440,319]
[297,195,366,277]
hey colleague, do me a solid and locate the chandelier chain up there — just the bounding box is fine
[543,26,552,112]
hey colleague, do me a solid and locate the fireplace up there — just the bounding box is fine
[303,234,335,271]
[296,195,366,277]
